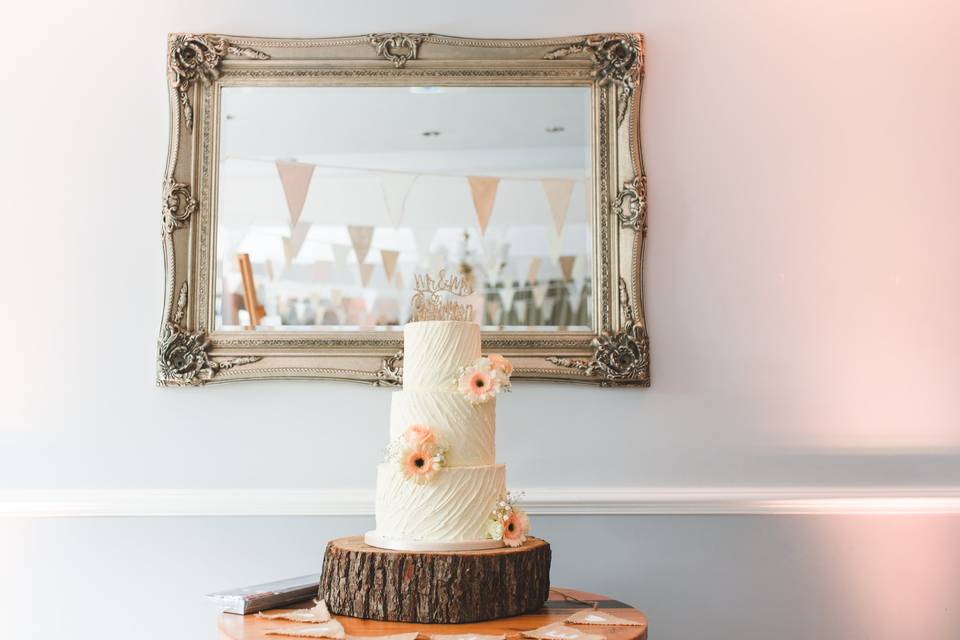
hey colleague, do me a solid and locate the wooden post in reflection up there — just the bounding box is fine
[237,253,265,330]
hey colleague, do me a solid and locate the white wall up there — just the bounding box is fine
[1,1,958,638]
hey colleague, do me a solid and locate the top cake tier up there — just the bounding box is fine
[403,321,480,391]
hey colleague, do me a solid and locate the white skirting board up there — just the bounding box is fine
[1,486,959,517]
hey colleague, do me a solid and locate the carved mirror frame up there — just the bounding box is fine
[158,33,648,387]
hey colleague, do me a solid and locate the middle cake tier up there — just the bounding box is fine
[390,391,496,466]
[374,463,506,543]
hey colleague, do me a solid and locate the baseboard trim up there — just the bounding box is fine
[2,487,959,517]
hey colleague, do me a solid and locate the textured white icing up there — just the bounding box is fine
[374,463,506,542]
[403,321,480,391]
[390,391,496,466]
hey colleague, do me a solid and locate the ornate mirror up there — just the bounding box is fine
[158,33,648,387]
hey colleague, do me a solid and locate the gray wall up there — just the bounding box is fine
[1,0,958,639]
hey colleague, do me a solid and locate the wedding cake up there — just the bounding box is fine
[364,274,530,552]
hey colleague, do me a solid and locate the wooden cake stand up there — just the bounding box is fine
[320,536,552,623]
[217,587,648,640]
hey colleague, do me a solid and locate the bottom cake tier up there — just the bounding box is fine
[371,463,506,544]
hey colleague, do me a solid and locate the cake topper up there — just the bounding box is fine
[410,269,475,322]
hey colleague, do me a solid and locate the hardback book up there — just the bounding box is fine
[204,573,320,614]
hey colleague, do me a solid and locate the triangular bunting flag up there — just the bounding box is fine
[527,256,542,285]
[499,286,516,311]
[358,263,375,287]
[569,279,582,307]
[332,244,351,270]
[282,222,312,265]
[486,299,502,324]
[545,226,563,265]
[542,297,556,320]
[411,227,436,261]
[348,225,375,264]
[275,160,315,228]
[558,255,576,282]
[380,249,400,283]
[380,173,418,227]
[513,298,528,320]
[573,252,587,281]
[265,260,277,283]
[467,176,499,235]
[541,179,575,234]
[532,283,549,308]
[481,226,507,258]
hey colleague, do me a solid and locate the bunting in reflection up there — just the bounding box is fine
[380,173,418,227]
[358,262,375,287]
[545,225,563,265]
[531,282,549,308]
[275,160,315,228]
[411,227,436,263]
[558,255,576,282]
[526,256,542,285]
[347,225,375,264]
[282,221,312,265]
[485,299,503,325]
[499,286,516,313]
[541,179,574,234]
[467,176,499,234]
[380,249,400,283]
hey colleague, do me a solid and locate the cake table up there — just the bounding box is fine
[216,587,648,640]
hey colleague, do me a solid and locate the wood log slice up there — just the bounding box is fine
[320,535,551,623]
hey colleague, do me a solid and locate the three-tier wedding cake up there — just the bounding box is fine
[321,271,549,623]
[364,274,530,552]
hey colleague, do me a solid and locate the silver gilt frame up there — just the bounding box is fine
[158,33,649,387]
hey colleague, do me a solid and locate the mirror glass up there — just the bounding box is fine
[215,86,593,332]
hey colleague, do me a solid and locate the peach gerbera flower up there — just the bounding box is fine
[487,353,514,376]
[402,447,436,483]
[403,424,436,447]
[459,367,495,403]
[501,509,529,547]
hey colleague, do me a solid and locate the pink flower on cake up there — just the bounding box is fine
[385,427,447,484]
[487,353,514,376]
[501,509,529,547]
[460,367,496,403]
[402,447,437,483]
[487,492,530,547]
[457,357,511,403]
[403,423,436,447]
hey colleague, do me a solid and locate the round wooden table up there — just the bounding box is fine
[217,588,647,640]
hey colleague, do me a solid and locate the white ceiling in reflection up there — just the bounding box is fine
[218,86,590,156]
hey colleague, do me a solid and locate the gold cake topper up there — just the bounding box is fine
[410,269,475,322]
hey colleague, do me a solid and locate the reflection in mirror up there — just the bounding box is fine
[215,86,593,332]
